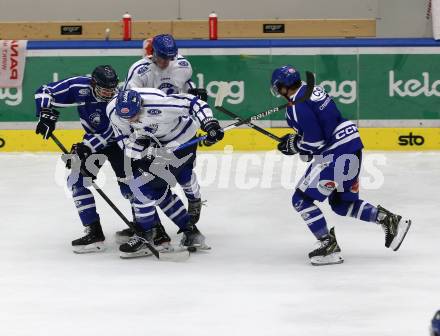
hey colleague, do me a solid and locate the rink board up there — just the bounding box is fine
[2,40,440,125]
[1,39,440,152]
[0,127,439,152]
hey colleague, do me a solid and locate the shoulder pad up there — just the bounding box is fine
[177,60,190,67]
[65,76,91,85]
[175,55,191,67]
[137,64,151,75]
[137,87,166,96]
[77,87,92,97]
[77,76,92,82]
[310,85,327,102]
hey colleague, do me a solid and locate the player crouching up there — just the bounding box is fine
[107,89,223,257]
[270,65,412,266]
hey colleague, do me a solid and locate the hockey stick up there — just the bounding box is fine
[175,105,286,151]
[223,71,315,128]
[215,106,282,142]
[50,134,189,261]
[176,71,315,151]
[214,106,316,162]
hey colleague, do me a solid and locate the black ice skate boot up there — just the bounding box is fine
[119,229,155,259]
[376,205,412,251]
[72,221,105,254]
[154,222,172,249]
[179,224,210,251]
[188,198,203,225]
[114,227,135,244]
[308,227,343,266]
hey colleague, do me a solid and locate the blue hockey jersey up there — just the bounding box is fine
[35,76,114,153]
[286,84,363,157]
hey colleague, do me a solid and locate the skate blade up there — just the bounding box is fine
[158,249,190,262]
[114,235,132,245]
[310,252,344,266]
[119,249,154,259]
[187,244,212,253]
[72,242,105,254]
[390,219,412,251]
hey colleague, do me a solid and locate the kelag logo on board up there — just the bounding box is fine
[0,88,22,106]
[195,73,244,105]
[320,80,357,104]
[389,71,440,97]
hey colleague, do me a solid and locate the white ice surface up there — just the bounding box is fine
[0,151,439,336]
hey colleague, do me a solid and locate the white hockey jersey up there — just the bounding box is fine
[107,88,212,157]
[123,55,195,94]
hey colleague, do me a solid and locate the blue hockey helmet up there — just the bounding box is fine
[270,65,301,97]
[152,34,178,60]
[432,310,440,336]
[115,90,142,119]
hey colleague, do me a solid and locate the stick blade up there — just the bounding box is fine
[157,249,191,262]
[291,71,315,105]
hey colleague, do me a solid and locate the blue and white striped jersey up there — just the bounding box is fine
[107,88,212,158]
[123,54,195,94]
[35,76,114,153]
[286,84,363,157]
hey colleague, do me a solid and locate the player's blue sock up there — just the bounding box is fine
[329,198,378,223]
[180,173,201,201]
[157,189,190,230]
[292,189,329,239]
[348,201,378,222]
[132,199,157,231]
[72,187,99,225]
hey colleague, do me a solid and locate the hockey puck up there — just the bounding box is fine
[187,246,197,253]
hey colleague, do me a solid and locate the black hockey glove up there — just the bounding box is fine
[277,133,299,156]
[201,117,224,146]
[132,138,170,162]
[63,142,92,169]
[71,142,92,162]
[188,88,208,102]
[131,139,174,174]
[35,108,59,140]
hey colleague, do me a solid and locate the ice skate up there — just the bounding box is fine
[180,225,210,251]
[309,227,344,266]
[377,205,412,251]
[119,229,155,259]
[115,227,135,244]
[72,221,105,254]
[188,198,204,225]
[153,222,172,251]
[116,221,171,246]
[119,227,173,259]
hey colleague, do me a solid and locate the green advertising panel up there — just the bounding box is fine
[359,54,440,120]
[0,56,138,122]
[0,53,439,123]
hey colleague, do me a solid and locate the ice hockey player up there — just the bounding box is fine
[119,33,208,242]
[106,88,223,257]
[35,65,133,253]
[270,65,412,266]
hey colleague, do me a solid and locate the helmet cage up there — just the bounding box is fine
[93,81,117,102]
[270,81,283,97]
